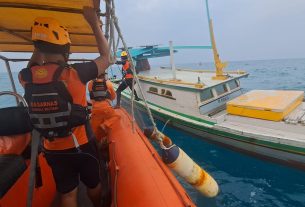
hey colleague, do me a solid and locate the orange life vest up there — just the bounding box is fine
[122,61,133,79]
[89,79,109,101]
[20,63,88,140]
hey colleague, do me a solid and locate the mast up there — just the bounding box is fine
[205,0,228,80]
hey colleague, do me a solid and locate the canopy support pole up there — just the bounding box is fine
[26,130,41,207]
[105,0,111,40]
[0,26,32,42]
[0,55,18,104]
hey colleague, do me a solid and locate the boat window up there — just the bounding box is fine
[165,90,173,97]
[200,89,214,102]
[149,87,158,93]
[228,80,239,90]
[147,88,175,99]
[161,89,166,95]
[215,84,228,95]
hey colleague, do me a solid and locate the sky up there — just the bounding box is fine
[114,0,305,63]
[1,0,305,72]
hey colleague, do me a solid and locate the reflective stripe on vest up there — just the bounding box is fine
[30,104,71,129]
[91,79,108,101]
[92,90,107,97]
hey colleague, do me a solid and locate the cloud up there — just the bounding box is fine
[114,0,305,61]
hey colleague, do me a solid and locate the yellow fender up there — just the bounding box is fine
[144,127,219,197]
[162,145,219,197]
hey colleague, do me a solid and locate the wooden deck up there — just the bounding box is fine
[215,103,305,149]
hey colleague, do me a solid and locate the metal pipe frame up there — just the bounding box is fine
[0,55,95,103]
[0,55,18,103]
[0,58,94,62]
[0,91,28,106]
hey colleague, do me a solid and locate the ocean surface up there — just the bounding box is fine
[1,58,305,206]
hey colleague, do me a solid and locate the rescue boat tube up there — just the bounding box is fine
[0,154,56,207]
[144,127,219,197]
[0,133,31,155]
[107,109,196,207]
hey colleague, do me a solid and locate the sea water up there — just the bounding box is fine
[1,58,305,207]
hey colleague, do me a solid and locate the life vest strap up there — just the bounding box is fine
[92,91,108,97]
[30,110,70,128]
[52,62,68,81]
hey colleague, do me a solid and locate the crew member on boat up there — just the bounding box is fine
[88,73,120,143]
[115,51,140,108]
[18,7,110,207]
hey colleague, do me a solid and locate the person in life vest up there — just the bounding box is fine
[88,73,120,142]
[18,7,110,207]
[115,51,140,108]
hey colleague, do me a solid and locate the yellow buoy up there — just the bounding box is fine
[144,127,219,197]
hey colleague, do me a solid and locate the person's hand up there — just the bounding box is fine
[83,6,101,27]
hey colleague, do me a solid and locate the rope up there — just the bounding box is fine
[104,0,111,40]
[110,19,116,62]
[108,16,116,64]
[109,65,114,79]
[124,86,151,129]
[161,119,171,133]
[109,0,157,131]
[115,35,120,54]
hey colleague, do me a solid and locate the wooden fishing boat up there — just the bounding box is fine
[114,0,305,170]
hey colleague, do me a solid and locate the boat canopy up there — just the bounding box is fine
[0,0,101,53]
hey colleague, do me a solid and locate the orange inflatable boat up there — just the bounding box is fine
[0,154,57,207]
[0,100,57,206]
[0,107,195,207]
[107,108,195,207]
